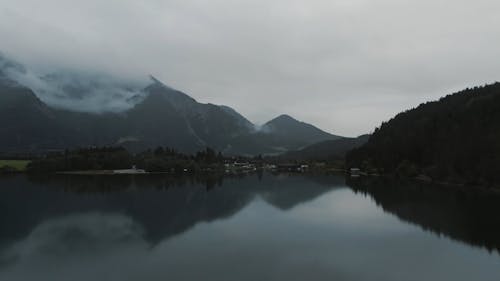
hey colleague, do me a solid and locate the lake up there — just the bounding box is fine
[0,173,499,281]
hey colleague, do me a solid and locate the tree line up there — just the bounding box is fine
[27,146,232,174]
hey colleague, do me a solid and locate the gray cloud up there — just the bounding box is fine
[0,0,499,136]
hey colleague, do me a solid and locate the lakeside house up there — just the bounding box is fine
[350,168,361,177]
[224,162,257,174]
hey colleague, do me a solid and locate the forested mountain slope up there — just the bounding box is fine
[347,83,500,187]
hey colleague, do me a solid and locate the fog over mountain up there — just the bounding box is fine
[2,0,499,136]
[1,54,148,113]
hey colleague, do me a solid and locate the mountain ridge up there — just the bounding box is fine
[0,56,341,155]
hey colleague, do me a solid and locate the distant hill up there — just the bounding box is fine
[0,55,341,155]
[262,114,340,146]
[280,135,369,161]
[225,114,340,155]
[346,83,500,187]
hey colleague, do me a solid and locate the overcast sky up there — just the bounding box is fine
[1,0,499,136]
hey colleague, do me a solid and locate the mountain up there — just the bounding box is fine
[262,114,340,145]
[346,83,500,187]
[0,56,342,155]
[120,77,258,152]
[225,115,340,155]
[280,134,370,161]
[218,105,254,131]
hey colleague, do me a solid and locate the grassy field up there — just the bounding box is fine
[0,160,31,172]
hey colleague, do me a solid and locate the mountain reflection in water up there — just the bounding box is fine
[0,173,340,245]
[0,173,499,281]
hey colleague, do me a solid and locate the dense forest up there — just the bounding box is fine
[346,82,500,187]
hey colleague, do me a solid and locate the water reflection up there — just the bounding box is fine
[0,173,499,281]
[347,176,500,252]
[0,173,340,245]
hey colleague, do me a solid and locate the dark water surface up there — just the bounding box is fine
[0,173,499,281]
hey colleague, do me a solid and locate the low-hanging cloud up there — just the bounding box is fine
[1,54,149,113]
[0,0,499,136]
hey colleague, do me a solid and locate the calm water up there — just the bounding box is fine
[0,173,500,281]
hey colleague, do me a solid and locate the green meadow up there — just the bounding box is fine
[0,160,31,172]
